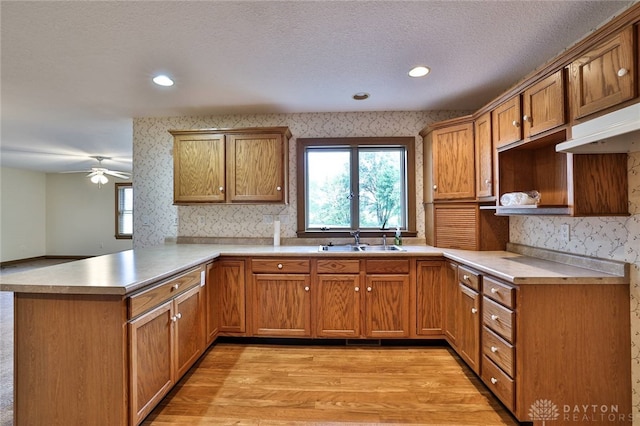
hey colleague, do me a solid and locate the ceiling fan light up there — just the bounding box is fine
[90,174,101,184]
[98,174,108,185]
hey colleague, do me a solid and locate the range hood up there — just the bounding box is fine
[556,102,640,153]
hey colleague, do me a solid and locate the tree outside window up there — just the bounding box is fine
[297,137,416,238]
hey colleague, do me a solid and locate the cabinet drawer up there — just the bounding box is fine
[251,258,310,274]
[458,266,480,291]
[481,355,515,412]
[365,259,409,274]
[129,266,203,319]
[483,297,515,343]
[482,326,514,377]
[316,259,360,274]
[482,276,515,309]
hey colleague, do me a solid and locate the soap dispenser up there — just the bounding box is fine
[394,227,402,246]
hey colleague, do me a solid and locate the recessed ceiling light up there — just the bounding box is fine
[152,75,174,87]
[353,92,370,100]
[408,66,430,78]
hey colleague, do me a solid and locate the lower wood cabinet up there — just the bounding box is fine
[315,273,361,337]
[252,273,312,336]
[364,259,411,338]
[215,259,246,334]
[456,266,481,373]
[128,266,205,426]
[443,262,458,346]
[205,262,219,345]
[415,260,444,336]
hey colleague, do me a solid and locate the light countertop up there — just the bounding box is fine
[0,243,628,295]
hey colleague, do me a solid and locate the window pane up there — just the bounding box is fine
[117,185,133,237]
[306,149,351,229]
[358,149,404,229]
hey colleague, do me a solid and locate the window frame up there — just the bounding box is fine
[296,137,416,239]
[115,182,133,240]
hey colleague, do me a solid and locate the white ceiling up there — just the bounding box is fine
[0,0,633,173]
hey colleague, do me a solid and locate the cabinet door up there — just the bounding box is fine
[415,261,444,336]
[569,26,635,120]
[458,283,481,374]
[217,260,246,334]
[174,285,205,378]
[492,96,522,148]
[252,274,311,336]
[205,262,219,346]
[431,122,475,200]
[443,262,458,346]
[364,275,410,338]
[227,133,286,203]
[474,112,493,198]
[522,70,565,138]
[173,133,226,203]
[316,274,361,337]
[129,301,174,425]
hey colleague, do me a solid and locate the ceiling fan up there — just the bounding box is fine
[65,156,131,187]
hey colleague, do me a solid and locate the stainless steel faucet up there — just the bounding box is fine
[382,234,387,248]
[350,229,360,245]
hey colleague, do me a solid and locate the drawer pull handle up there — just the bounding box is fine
[304,286,310,292]
[523,114,531,122]
[491,288,499,294]
[491,346,498,353]
[172,284,179,290]
[490,377,498,385]
[277,263,283,269]
[367,287,372,292]
[276,186,282,191]
[618,68,628,77]
[463,274,470,281]
[355,286,360,292]
[471,308,477,314]
[512,120,519,127]
[491,314,499,321]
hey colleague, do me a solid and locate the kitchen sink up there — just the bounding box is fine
[318,244,404,252]
[318,245,362,252]
[358,245,404,252]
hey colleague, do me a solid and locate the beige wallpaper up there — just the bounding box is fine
[132,111,464,247]
[133,112,640,422]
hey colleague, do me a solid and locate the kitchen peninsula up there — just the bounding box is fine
[0,243,631,426]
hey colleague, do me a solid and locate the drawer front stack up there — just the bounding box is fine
[480,276,516,412]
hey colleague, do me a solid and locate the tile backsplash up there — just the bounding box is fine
[133,112,640,422]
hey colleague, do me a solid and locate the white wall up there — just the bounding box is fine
[46,173,132,256]
[0,167,47,262]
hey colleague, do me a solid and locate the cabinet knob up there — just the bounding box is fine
[491,346,498,353]
[463,274,470,281]
[485,179,491,185]
[490,377,498,385]
[176,312,182,319]
[512,120,519,127]
[471,308,477,314]
[523,115,531,122]
[277,263,283,269]
[618,68,628,77]
[276,186,282,191]
[304,286,310,292]
[171,315,178,322]
[172,283,179,290]
[491,288,499,294]
[219,186,224,192]
[367,286,372,292]
[433,185,437,190]
[491,314,499,321]
[355,286,360,292]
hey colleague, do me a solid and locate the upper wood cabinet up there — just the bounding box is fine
[171,127,291,205]
[522,70,566,138]
[569,26,636,120]
[492,96,522,148]
[474,112,493,198]
[422,116,475,201]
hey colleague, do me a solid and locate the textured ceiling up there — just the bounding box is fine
[0,0,634,173]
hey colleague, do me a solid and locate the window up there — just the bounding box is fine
[296,137,416,238]
[115,183,133,239]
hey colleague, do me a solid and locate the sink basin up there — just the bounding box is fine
[318,244,404,252]
[358,245,404,252]
[318,245,362,252]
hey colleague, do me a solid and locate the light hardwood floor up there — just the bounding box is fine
[144,343,520,425]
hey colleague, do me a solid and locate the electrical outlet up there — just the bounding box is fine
[560,224,570,242]
[278,214,289,224]
[197,215,205,227]
[263,215,273,224]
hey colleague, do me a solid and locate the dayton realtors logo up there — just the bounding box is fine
[529,399,560,425]
[529,399,633,423]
